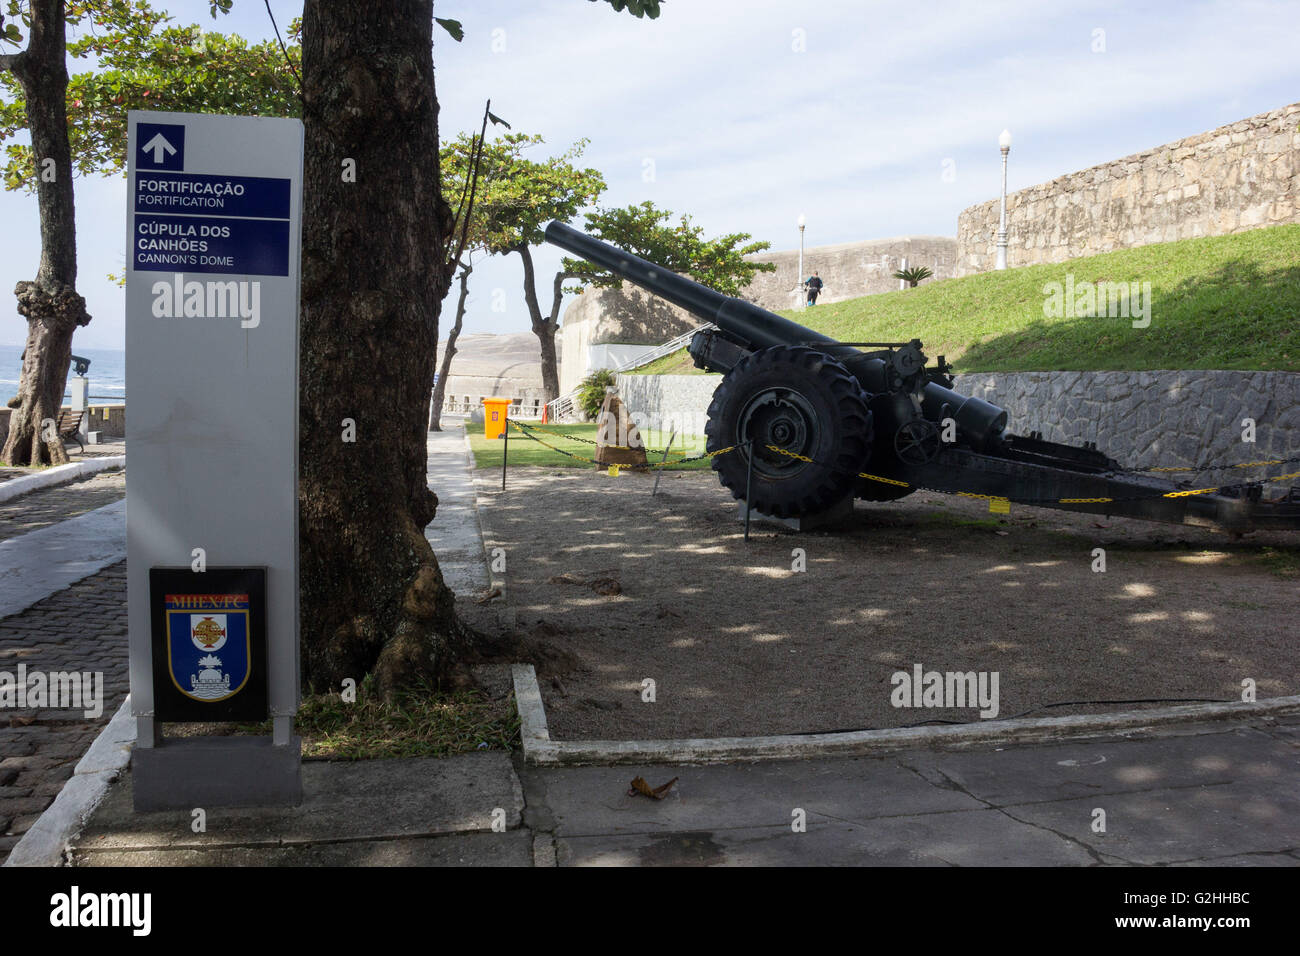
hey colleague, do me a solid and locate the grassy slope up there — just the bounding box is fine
[469,422,712,470]
[626,223,1300,374]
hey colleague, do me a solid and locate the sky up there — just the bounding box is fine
[2,0,1299,350]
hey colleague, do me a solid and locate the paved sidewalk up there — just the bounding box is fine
[72,752,529,866]
[0,472,130,864]
[1,562,129,863]
[425,424,489,598]
[526,716,1300,866]
[0,471,126,542]
[0,500,125,619]
[64,714,1300,866]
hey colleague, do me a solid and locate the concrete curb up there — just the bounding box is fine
[4,696,136,867]
[509,664,1300,766]
[0,455,125,504]
[465,427,507,602]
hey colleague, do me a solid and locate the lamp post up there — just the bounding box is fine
[797,213,806,309]
[995,129,1012,270]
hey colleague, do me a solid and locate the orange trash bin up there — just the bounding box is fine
[482,397,512,439]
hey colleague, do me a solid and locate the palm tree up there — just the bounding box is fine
[893,265,934,288]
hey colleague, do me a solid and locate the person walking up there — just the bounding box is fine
[803,271,824,306]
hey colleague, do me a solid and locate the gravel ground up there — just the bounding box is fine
[475,466,1300,741]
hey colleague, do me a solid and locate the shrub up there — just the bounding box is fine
[577,368,617,420]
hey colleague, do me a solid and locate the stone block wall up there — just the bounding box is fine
[615,373,722,438]
[740,235,958,311]
[956,101,1300,274]
[951,370,1299,472]
[616,370,1300,475]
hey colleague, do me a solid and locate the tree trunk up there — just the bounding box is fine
[429,262,471,432]
[515,244,562,402]
[298,1,469,696]
[0,0,90,467]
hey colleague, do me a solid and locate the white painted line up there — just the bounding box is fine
[509,664,1300,767]
[0,456,125,504]
[4,696,136,867]
[0,499,126,619]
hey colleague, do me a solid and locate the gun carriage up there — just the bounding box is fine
[546,221,1299,533]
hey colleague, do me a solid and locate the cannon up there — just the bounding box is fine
[545,221,1300,533]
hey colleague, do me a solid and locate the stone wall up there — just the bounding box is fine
[956,101,1300,275]
[0,405,124,444]
[616,370,1300,473]
[951,370,1299,471]
[615,373,722,438]
[560,286,700,394]
[741,235,958,311]
[85,405,125,438]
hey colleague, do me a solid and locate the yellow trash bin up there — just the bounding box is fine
[482,397,512,439]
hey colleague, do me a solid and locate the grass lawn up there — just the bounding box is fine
[626,223,1300,374]
[468,421,713,471]
[171,680,520,761]
[291,681,519,760]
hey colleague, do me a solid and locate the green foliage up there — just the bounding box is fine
[564,200,775,296]
[595,0,664,16]
[462,131,606,256]
[893,265,934,288]
[0,1,300,192]
[434,17,464,42]
[577,367,617,419]
[623,224,1300,374]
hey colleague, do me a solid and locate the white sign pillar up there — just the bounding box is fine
[125,110,304,810]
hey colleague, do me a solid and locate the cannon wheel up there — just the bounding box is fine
[705,346,872,518]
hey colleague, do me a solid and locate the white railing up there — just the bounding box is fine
[439,399,542,418]
[543,323,714,423]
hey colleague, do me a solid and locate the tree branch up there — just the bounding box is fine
[549,270,597,329]
[0,52,22,73]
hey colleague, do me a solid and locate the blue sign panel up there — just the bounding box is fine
[165,594,252,703]
[134,171,291,220]
[148,567,269,722]
[133,214,290,276]
[136,122,185,171]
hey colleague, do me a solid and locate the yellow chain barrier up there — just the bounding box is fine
[506,420,1299,507]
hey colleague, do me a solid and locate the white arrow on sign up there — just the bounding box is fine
[142,132,176,164]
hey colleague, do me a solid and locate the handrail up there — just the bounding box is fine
[542,322,715,423]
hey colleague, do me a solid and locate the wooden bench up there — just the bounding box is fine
[55,408,85,454]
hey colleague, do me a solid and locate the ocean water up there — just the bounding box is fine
[0,345,126,404]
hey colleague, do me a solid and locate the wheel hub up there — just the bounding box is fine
[737,387,817,478]
[893,418,941,465]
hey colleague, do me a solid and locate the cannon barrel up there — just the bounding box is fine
[546,220,1007,450]
[546,221,842,353]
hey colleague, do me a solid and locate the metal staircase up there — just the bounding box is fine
[543,323,715,422]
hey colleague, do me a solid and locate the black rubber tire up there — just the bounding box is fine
[704,346,872,518]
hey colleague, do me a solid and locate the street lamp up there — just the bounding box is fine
[995,129,1012,270]
[797,213,807,309]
